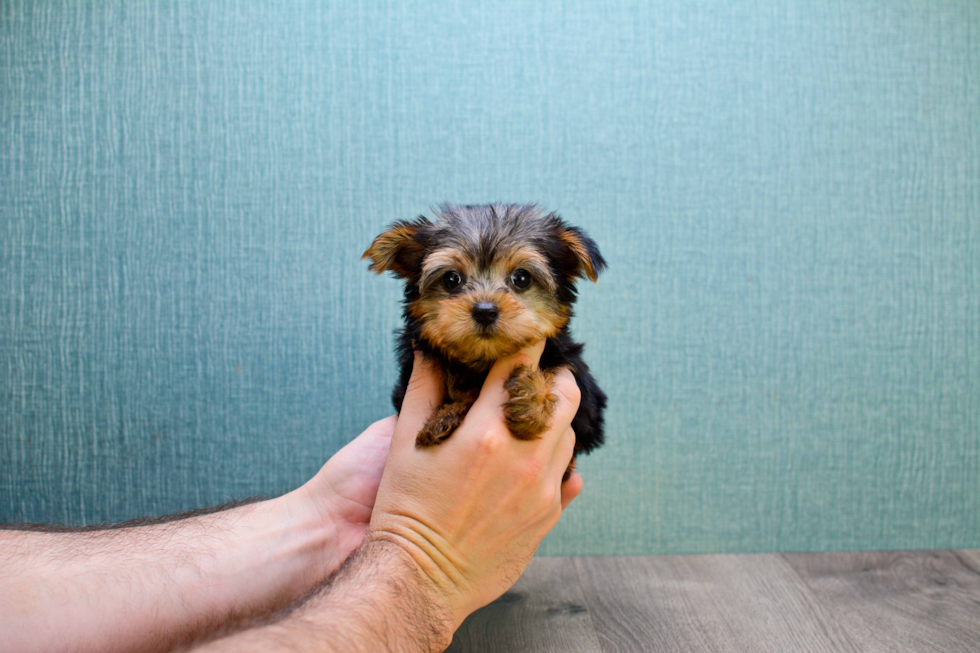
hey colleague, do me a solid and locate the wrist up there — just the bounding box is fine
[367,517,473,630]
[364,535,458,643]
[160,497,329,630]
[316,537,457,652]
[277,483,354,582]
[252,494,342,591]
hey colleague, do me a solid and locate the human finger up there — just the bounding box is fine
[360,415,398,441]
[560,472,583,510]
[548,426,575,496]
[537,367,581,449]
[471,340,546,417]
[392,353,444,451]
[553,425,576,467]
[326,415,397,468]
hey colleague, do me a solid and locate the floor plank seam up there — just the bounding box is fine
[570,556,605,653]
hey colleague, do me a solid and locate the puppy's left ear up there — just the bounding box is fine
[363,217,431,278]
[557,224,606,282]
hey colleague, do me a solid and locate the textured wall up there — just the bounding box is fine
[2,0,978,555]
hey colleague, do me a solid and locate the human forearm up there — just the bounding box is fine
[198,347,584,652]
[0,497,336,653]
[197,538,454,653]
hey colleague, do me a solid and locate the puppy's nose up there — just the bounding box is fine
[471,302,500,327]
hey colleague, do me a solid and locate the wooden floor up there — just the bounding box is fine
[447,550,980,652]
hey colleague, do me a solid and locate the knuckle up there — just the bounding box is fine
[490,420,513,441]
[511,354,533,371]
[405,374,425,394]
[476,427,506,455]
[405,369,433,397]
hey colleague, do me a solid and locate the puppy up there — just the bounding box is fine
[364,204,606,477]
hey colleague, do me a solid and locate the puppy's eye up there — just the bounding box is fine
[511,268,531,289]
[443,270,463,291]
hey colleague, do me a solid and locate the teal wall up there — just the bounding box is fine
[2,0,978,555]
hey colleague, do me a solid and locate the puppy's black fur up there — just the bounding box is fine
[365,204,606,456]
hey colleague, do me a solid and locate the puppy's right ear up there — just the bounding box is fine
[362,217,431,278]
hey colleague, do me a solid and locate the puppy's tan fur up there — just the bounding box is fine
[364,204,607,475]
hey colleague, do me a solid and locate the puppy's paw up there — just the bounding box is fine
[416,401,470,447]
[503,364,557,440]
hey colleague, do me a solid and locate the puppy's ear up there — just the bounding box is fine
[556,224,606,283]
[363,217,431,278]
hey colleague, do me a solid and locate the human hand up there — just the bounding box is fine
[368,340,584,628]
[285,415,398,578]
[192,342,583,652]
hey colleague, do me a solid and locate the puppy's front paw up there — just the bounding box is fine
[416,401,470,447]
[503,364,557,440]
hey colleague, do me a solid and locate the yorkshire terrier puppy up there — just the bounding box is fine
[364,204,606,476]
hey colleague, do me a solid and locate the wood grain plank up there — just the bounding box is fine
[784,550,980,653]
[446,556,601,653]
[574,553,857,653]
[955,548,980,571]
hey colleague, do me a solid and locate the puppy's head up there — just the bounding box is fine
[364,204,605,368]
